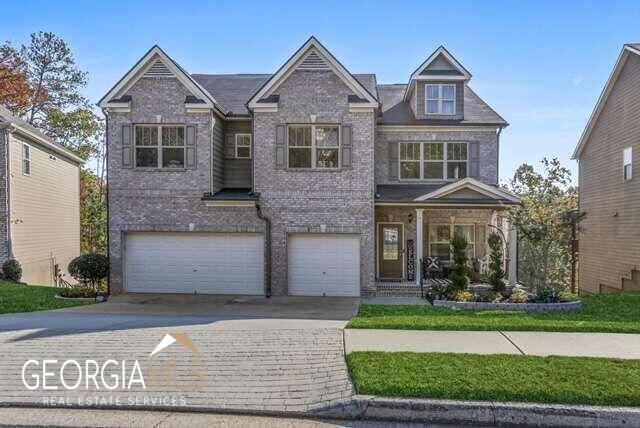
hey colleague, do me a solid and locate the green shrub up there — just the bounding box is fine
[68,253,109,289]
[448,233,470,293]
[59,286,97,298]
[487,233,506,294]
[2,259,22,282]
[533,285,564,303]
[510,288,529,303]
[453,290,474,302]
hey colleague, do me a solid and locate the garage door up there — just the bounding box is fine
[288,234,360,297]
[125,232,264,294]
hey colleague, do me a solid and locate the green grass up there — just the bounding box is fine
[0,281,93,314]
[348,294,640,333]
[348,352,640,407]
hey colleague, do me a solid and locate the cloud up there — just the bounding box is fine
[572,76,583,86]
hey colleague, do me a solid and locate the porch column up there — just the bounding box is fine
[415,208,424,285]
[508,226,518,287]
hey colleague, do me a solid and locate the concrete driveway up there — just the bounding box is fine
[0,294,360,414]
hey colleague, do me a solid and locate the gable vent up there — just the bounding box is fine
[143,60,173,78]
[297,50,330,70]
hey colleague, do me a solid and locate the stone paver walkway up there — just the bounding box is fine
[345,329,640,359]
[0,311,354,414]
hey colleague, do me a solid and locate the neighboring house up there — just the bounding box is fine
[573,43,640,294]
[100,37,519,297]
[0,105,83,285]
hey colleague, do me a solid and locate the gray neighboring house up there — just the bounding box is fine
[0,106,83,285]
[573,43,640,294]
[100,37,519,297]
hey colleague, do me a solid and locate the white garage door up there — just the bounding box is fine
[125,232,264,295]
[288,234,360,297]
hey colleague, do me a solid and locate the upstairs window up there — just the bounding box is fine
[624,146,633,180]
[399,141,468,180]
[235,134,252,159]
[426,84,456,115]
[22,144,31,176]
[135,125,185,169]
[287,125,339,169]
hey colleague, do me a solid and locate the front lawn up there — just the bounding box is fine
[348,294,640,333]
[0,281,93,314]
[347,352,640,407]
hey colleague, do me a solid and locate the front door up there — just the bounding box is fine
[378,223,403,279]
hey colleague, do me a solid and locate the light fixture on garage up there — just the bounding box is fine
[408,213,413,224]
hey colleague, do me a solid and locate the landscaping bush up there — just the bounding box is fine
[532,284,564,303]
[68,253,109,289]
[487,233,506,294]
[453,290,473,302]
[510,288,529,303]
[59,286,97,299]
[448,234,470,293]
[2,259,22,282]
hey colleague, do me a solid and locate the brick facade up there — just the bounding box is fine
[375,128,499,185]
[253,70,376,294]
[107,77,265,294]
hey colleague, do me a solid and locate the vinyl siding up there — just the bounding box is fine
[223,120,252,188]
[578,52,640,294]
[9,133,80,285]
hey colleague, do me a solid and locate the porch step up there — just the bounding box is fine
[375,282,425,298]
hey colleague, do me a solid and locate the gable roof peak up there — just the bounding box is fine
[247,36,378,110]
[403,45,471,101]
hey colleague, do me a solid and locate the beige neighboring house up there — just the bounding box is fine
[0,105,83,286]
[573,43,640,294]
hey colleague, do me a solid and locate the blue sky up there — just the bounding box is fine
[3,0,640,183]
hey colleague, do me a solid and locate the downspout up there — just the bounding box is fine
[255,198,271,298]
[1,126,13,259]
[496,126,503,184]
[103,110,111,296]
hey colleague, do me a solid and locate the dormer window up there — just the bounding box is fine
[426,84,456,115]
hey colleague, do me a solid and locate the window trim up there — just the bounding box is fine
[623,146,633,181]
[287,124,341,170]
[133,124,186,169]
[235,133,252,159]
[22,143,31,176]
[428,223,476,261]
[425,83,456,115]
[398,141,468,181]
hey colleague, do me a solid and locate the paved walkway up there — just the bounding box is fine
[345,329,640,359]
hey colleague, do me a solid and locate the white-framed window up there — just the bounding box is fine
[426,84,456,115]
[235,134,252,159]
[624,146,633,181]
[287,125,340,169]
[399,141,468,181]
[134,125,185,169]
[22,143,31,176]
[428,223,475,262]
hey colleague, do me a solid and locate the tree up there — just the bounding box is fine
[0,32,107,255]
[0,42,31,114]
[507,158,582,295]
[24,32,88,127]
[448,233,470,293]
[487,232,506,294]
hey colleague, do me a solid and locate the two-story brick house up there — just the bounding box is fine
[100,37,518,297]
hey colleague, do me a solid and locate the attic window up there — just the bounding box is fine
[426,84,455,115]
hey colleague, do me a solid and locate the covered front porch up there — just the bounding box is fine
[373,178,520,294]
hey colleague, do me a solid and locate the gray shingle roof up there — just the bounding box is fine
[191,73,378,115]
[376,184,518,204]
[376,83,507,126]
[628,43,640,51]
